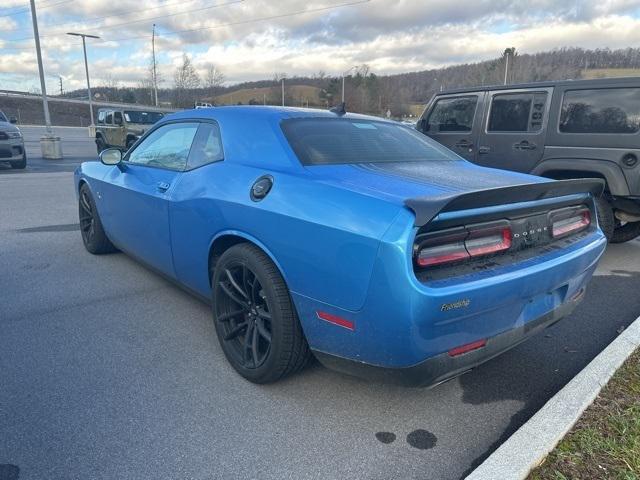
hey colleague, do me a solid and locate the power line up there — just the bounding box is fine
[0,0,74,18]
[0,0,371,50]
[9,0,244,41]
[21,0,206,31]
[102,0,372,42]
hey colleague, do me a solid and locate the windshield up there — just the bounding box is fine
[124,111,164,124]
[281,117,460,165]
[0,111,7,122]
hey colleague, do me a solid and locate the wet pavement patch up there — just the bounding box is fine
[375,431,397,444]
[17,223,79,233]
[406,429,437,450]
[0,464,20,480]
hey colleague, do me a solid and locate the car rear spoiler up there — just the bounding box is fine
[405,178,605,226]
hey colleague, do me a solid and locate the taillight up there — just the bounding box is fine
[551,208,591,238]
[465,227,512,256]
[416,222,512,268]
[417,239,469,267]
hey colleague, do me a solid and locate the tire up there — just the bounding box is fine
[611,221,640,243]
[212,243,311,384]
[10,152,26,169]
[96,136,106,154]
[125,137,136,150]
[594,196,615,241]
[78,183,116,254]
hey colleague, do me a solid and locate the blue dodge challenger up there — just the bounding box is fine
[74,106,606,386]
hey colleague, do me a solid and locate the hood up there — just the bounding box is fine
[306,160,546,205]
[0,121,20,133]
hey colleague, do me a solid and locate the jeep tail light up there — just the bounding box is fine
[416,223,512,268]
[551,208,590,238]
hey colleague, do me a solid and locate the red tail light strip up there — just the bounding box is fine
[316,311,355,331]
[552,210,591,238]
[417,227,512,267]
[465,228,512,257]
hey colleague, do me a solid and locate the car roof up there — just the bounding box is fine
[158,106,400,170]
[436,76,640,95]
[163,105,394,124]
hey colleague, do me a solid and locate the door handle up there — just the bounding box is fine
[514,140,537,150]
[478,146,490,154]
[157,181,170,193]
[454,140,473,149]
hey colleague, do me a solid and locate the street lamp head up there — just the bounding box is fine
[66,32,101,39]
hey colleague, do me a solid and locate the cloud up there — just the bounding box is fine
[2,0,640,90]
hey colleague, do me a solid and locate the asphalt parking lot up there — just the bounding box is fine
[1,131,639,480]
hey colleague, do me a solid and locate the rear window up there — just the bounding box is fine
[124,111,164,124]
[281,118,459,166]
[488,92,548,132]
[426,96,478,133]
[560,88,640,134]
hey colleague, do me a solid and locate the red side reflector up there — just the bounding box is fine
[317,311,355,331]
[448,339,487,357]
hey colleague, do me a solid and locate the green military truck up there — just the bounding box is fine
[95,108,165,153]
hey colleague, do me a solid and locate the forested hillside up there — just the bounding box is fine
[63,47,640,116]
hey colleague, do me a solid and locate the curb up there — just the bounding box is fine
[466,314,640,480]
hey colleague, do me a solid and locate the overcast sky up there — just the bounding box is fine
[1,0,640,92]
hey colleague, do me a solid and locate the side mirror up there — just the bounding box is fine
[114,116,123,126]
[417,118,429,133]
[9,117,17,124]
[100,148,123,166]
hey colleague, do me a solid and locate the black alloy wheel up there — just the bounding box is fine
[212,243,311,383]
[78,184,116,254]
[216,262,273,369]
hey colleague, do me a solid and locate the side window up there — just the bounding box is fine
[488,92,548,132]
[560,88,640,134]
[97,111,106,124]
[127,122,199,171]
[187,123,224,170]
[426,96,478,133]
[105,111,113,124]
[113,111,123,125]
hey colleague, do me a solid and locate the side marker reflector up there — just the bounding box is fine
[448,339,487,357]
[316,311,355,331]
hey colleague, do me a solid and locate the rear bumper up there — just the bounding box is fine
[313,288,583,387]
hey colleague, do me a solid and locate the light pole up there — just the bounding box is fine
[281,78,285,106]
[67,32,100,126]
[152,24,158,107]
[341,66,358,103]
[29,0,52,134]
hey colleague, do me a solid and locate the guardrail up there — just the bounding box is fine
[0,89,176,112]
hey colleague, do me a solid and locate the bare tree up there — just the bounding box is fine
[174,53,201,108]
[204,64,225,99]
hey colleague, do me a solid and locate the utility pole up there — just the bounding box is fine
[281,78,285,106]
[342,66,357,103]
[503,47,515,85]
[29,0,52,134]
[67,32,100,126]
[152,24,158,106]
[59,76,63,96]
